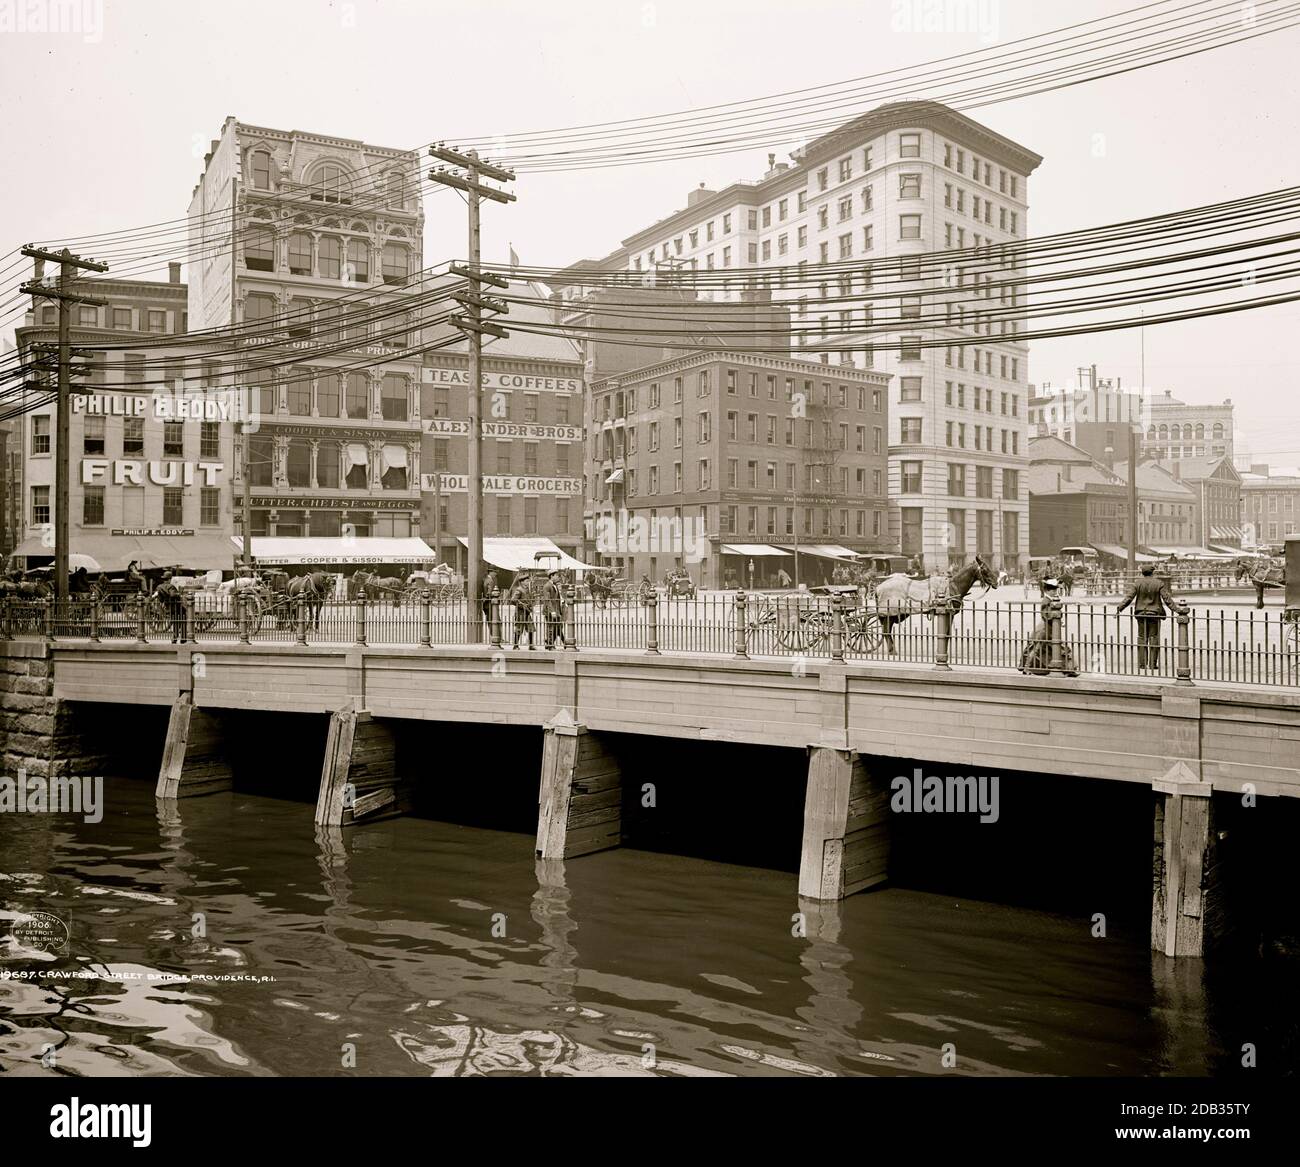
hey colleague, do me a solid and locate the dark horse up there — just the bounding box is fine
[286,571,334,630]
[351,569,404,609]
[1234,556,1284,609]
[872,554,999,655]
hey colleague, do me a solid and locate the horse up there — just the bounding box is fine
[352,569,404,608]
[872,555,999,655]
[286,571,334,630]
[1234,556,1285,609]
[586,568,614,608]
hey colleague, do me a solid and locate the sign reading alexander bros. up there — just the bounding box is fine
[423,418,580,441]
[420,473,582,495]
[421,367,580,394]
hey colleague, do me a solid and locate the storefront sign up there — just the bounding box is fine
[421,367,580,394]
[248,496,416,510]
[80,459,225,486]
[111,528,194,537]
[72,390,245,420]
[262,423,415,439]
[420,473,581,495]
[423,418,580,440]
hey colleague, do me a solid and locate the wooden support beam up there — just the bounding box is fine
[1152,785,1223,958]
[537,718,622,860]
[156,693,233,799]
[315,703,407,828]
[799,748,890,901]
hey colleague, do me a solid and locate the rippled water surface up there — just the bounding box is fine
[0,779,1290,1077]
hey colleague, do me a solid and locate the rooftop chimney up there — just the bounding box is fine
[168,262,181,284]
[686,182,716,208]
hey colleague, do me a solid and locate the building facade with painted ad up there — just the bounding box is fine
[587,351,891,587]
[419,324,586,573]
[188,119,427,548]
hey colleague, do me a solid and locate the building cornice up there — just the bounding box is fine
[593,349,891,388]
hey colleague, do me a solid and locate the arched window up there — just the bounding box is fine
[1195,423,1204,440]
[386,171,404,209]
[317,373,340,419]
[249,149,272,191]
[244,225,275,271]
[286,438,312,487]
[311,163,352,204]
[345,373,369,420]
[244,293,276,324]
[1146,426,1157,440]
[318,236,341,280]
[317,441,340,489]
[346,239,369,283]
[286,369,313,416]
[288,232,312,275]
[382,242,409,285]
[381,374,408,421]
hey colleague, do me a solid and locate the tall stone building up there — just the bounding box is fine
[559,100,1041,572]
[188,119,427,544]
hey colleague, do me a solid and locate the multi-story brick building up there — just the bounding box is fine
[1166,455,1244,551]
[1144,389,1234,465]
[561,100,1041,573]
[420,289,586,571]
[1241,465,1300,548]
[11,270,239,570]
[187,119,428,554]
[587,351,890,587]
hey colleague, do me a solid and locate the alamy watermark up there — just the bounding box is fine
[0,1,104,43]
[890,0,1000,42]
[891,768,1000,823]
[0,770,103,824]
[594,510,708,563]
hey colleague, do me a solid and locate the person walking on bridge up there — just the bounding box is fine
[1116,563,1174,671]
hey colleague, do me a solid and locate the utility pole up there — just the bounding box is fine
[20,247,108,603]
[1127,425,1139,576]
[429,145,514,641]
[241,418,253,569]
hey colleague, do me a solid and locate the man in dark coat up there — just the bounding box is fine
[1116,563,1174,670]
[540,572,563,648]
[481,569,499,633]
[155,570,186,643]
[507,573,535,649]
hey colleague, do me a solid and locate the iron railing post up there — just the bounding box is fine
[295,598,308,646]
[1046,597,1064,674]
[238,594,251,644]
[89,598,100,643]
[355,597,367,646]
[934,599,952,670]
[420,596,432,647]
[645,588,660,655]
[1174,600,1193,685]
[43,597,55,642]
[830,594,845,663]
[489,593,502,648]
[734,589,749,659]
[562,584,576,651]
[136,596,148,644]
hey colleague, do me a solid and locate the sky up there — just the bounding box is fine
[2,0,1297,467]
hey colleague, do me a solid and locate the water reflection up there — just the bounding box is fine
[0,778,1290,1077]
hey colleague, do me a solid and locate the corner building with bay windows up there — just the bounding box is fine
[187,119,426,540]
[565,100,1041,573]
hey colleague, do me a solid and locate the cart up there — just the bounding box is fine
[747,584,883,653]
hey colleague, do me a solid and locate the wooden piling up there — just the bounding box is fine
[315,701,407,827]
[156,692,233,799]
[1152,782,1224,958]
[799,748,890,901]
[536,717,622,860]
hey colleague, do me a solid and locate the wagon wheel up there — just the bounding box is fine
[845,610,884,652]
[246,595,267,634]
[777,609,833,652]
[1286,612,1300,655]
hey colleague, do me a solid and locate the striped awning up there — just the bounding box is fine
[720,544,792,557]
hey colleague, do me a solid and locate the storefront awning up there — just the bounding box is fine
[1146,545,1222,558]
[1208,543,1243,555]
[1090,543,1161,564]
[796,544,860,561]
[1211,525,1243,541]
[720,543,792,558]
[457,536,595,574]
[231,536,435,566]
[13,533,236,573]
[604,468,624,485]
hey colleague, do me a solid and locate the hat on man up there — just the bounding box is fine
[1141,564,1155,575]
[1042,577,1061,589]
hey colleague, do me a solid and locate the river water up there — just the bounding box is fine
[1,777,1295,1078]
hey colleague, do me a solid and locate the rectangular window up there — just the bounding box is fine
[82,414,105,455]
[900,418,922,444]
[948,463,966,497]
[163,420,184,457]
[82,485,104,526]
[497,498,512,535]
[200,486,220,526]
[899,214,922,240]
[31,485,50,526]
[900,376,922,402]
[901,461,922,493]
[163,488,184,527]
[899,133,921,158]
[976,465,993,498]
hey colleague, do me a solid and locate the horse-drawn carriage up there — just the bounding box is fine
[585,568,648,608]
[747,556,998,656]
[404,563,463,602]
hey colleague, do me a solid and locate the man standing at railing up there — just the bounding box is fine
[1116,563,1174,671]
[155,570,186,644]
[481,568,499,634]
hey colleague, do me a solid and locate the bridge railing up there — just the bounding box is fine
[4,593,1298,688]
